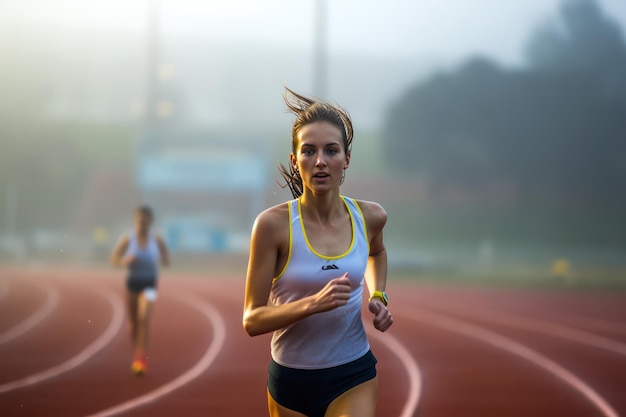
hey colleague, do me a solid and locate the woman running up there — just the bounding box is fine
[110,205,169,375]
[243,88,393,417]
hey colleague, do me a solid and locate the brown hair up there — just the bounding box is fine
[279,87,354,198]
[134,205,154,221]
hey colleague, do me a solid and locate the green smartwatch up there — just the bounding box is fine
[369,291,389,306]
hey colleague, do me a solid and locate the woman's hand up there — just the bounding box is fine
[368,299,393,332]
[122,254,136,267]
[312,273,352,313]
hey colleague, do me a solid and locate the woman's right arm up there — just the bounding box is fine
[242,208,351,337]
[109,234,131,268]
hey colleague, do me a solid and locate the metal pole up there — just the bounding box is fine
[138,0,161,206]
[313,0,328,98]
[145,0,160,130]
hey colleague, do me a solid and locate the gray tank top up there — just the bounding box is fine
[269,196,370,369]
[126,231,160,280]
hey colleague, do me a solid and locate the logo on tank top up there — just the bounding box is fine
[321,263,339,270]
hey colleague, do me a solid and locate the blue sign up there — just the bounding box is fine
[137,151,267,191]
[165,220,227,252]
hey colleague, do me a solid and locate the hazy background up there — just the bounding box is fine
[1,0,625,287]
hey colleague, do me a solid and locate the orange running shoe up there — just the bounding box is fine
[131,358,147,376]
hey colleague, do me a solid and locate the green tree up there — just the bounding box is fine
[383,0,626,207]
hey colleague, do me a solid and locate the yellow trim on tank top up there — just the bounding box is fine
[297,195,356,260]
[352,199,370,252]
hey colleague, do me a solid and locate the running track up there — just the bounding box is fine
[0,265,625,416]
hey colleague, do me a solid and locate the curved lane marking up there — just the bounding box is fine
[403,308,619,417]
[414,301,626,357]
[556,315,626,336]
[366,324,422,417]
[0,283,59,345]
[85,293,227,417]
[0,287,124,394]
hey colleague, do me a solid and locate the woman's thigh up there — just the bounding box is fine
[126,291,139,321]
[324,377,377,417]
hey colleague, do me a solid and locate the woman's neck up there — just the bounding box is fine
[299,190,344,224]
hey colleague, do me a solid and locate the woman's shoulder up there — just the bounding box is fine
[253,201,291,234]
[349,198,387,229]
[347,197,386,218]
[151,229,166,243]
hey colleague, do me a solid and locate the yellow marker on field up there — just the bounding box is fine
[92,226,109,244]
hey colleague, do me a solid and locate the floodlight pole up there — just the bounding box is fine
[140,0,162,207]
[145,0,160,130]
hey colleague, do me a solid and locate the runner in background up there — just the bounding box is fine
[110,206,169,375]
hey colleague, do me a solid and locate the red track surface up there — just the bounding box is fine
[0,265,625,417]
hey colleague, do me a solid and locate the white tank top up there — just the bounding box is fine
[269,196,370,369]
[125,231,160,280]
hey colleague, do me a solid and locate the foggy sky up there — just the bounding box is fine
[3,0,626,67]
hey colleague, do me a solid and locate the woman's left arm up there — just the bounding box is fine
[360,201,394,332]
[156,234,170,268]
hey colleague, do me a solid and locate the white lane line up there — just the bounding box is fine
[0,280,9,302]
[0,283,59,345]
[366,324,422,417]
[414,302,626,358]
[0,287,124,394]
[554,315,626,336]
[403,308,619,417]
[85,293,227,417]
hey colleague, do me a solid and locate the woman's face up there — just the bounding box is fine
[134,212,152,234]
[291,121,350,196]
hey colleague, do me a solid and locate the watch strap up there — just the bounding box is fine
[370,290,389,306]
